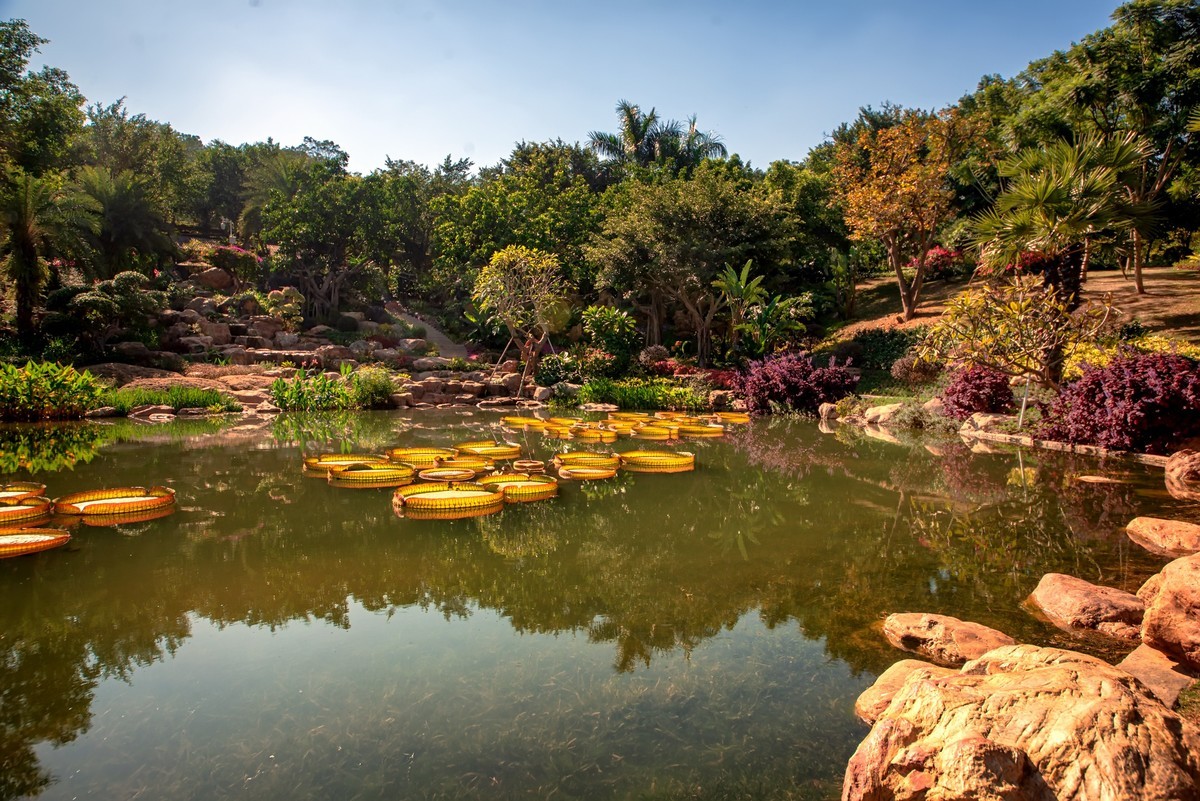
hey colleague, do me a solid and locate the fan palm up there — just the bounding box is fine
[0,169,98,336]
[972,134,1154,308]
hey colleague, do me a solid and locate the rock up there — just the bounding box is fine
[176,407,212,417]
[1166,450,1200,502]
[461,381,485,397]
[357,320,379,334]
[883,613,1016,666]
[84,406,120,418]
[373,347,400,363]
[477,396,518,408]
[708,389,733,410]
[84,363,176,386]
[129,404,175,419]
[959,412,1011,433]
[178,308,203,325]
[1139,553,1200,672]
[248,316,286,340]
[1118,644,1197,707]
[533,386,552,402]
[175,335,214,354]
[390,392,414,408]
[146,413,176,423]
[230,389,271,407]
[864,403,904,425]
[348,339,372,357]
[580,402,618,412]
[113,341,151,360]
[253,401,281,415]
[194,267,233,291]
[498,359,519,373]
[843,644,1200,801]
[1127,517,1200,557]
[184,297,217,317]
[552,381,581,399]
[819,402,839,421]
[197,320,231,346]
[412,356,452,371]
[342,311,365,322]
[922,396,946,416]
[1029,573,1144,640]
[854,659,955,724]
[863,425,902,445]
[315,345,353,366]
[307,324,334,338]
[275,332,300,348]
[500,372,523,394]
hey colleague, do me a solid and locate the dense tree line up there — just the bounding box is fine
[0,1,1197,360]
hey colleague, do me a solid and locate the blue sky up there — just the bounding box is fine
[2,0,1118,173]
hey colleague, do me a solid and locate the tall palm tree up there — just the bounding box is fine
[76,166,174,278]
[238,147,307,244]
[0,170,97,337]
[658,115,728,174]
[588,100,665,168]
[972,134,1154,309]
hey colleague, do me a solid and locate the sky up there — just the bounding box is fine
[1,0,1120,174]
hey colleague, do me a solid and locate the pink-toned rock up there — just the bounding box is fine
[129,404,175,419]
[195,267,233,291]
[883,613,1015,666]
[1029,573,1144,640]
[197,320,231,346]
[1128,516,1200,557]
[1166,450,1200,502]
[1118,643,1197,707]
[1139,553,1200,672]
[843,644,1200,801]
[854,660,955,724]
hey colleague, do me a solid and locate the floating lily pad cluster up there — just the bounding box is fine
[0,482,177,558]
[304,412,750,521]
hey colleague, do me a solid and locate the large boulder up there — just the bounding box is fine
[864,403,904,425]
[1028,573,1144,640]
[1165,450,1200,503]
[844,644,1200,801]
[197,320,231,346]
[1139,553,1200,672]
[195,267,233,291]
[1127,517,1200,557]
[248,316,286,340]
[883,613,1015,667]
[184,296,217,317]
[855,659,954,724]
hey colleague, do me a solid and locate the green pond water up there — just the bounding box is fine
[0,410,1191,800]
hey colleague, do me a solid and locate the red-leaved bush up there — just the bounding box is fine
[737,353,858,414]
[940,366,1014,420]
[1040,351,1200,454]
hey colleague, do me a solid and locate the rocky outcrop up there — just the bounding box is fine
[1166,450,1200,502]
[864,403,903,425]
[1028,573,1144,640]
[844,644,1200,801]
[1127,516,1200,557]
[1139,553,1200,672]
[195,267,233,291]
[882,613,1015,666]
[854,659,954,724]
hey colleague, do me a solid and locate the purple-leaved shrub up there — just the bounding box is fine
[940,365,1014,420]
[738,353,858,414]
[1040,351,1200,454]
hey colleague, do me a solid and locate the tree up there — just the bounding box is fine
[712,260,766,357]
[831,109,961,320]
[0,20,85,176]
[76,165,175,278]
[472,245,567,368]
[971,135,1153,309]
[588,100,726,175]
[587,164,787,364]
[0,169,96,336]
[237,142,309,244]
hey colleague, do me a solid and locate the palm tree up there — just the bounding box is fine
[238,147,307,244]
[972,135,1154,310]
[76,166,174,278]
[588,100,665,168]
[713,259,765,356]
[0,170,97,337]
[658,115,728,174]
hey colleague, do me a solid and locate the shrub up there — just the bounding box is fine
[0,362,104,421]
[100,386,240,415]
[269,372,354,412]
[265,287,303,330]
[737,353,858,415]
[337,314,361,333]
[638,345,670,369]
[582,306,640,372]
[535,353,581,386]
[206,245,262,287]
[577,378,709,411]
[847,328,925,370]
[940,366,1014,420]
[575,347,619,381]
[890,353,942,386]
[910,246,971,280]
[349,367,396,409]
[1040,351,1200,455]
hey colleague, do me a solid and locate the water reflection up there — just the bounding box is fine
[0,412,1191,799]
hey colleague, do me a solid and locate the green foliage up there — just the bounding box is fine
[99,386,239,415]
[348,367,396,409]
[0,422,110,473]
[843,328,926,370]
[205,245,261,288]
[577,377,709,410]
[581,305,639,371]
[0,361,103,421]
[47,270,165,349]
[269,372,354,412]
[472,245,568,344]
[534,352,581,385]
[264,286,303,330]
[737,292,814,358]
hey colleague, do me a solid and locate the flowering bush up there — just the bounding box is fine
[909,246,970,280]
[576,347,619,380]
[737,353,858,414]
[1040,351,1200,454]
[208,245,262,288]
[940,366,1014,420]
[702,368,740,390]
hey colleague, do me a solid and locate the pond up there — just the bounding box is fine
[0,410,1187,800]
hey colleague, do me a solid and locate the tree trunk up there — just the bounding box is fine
[1132,229,1145,295]
[889,240,921,321]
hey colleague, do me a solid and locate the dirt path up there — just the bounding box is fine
[836,267,1200,343]
[386,307,468,358]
